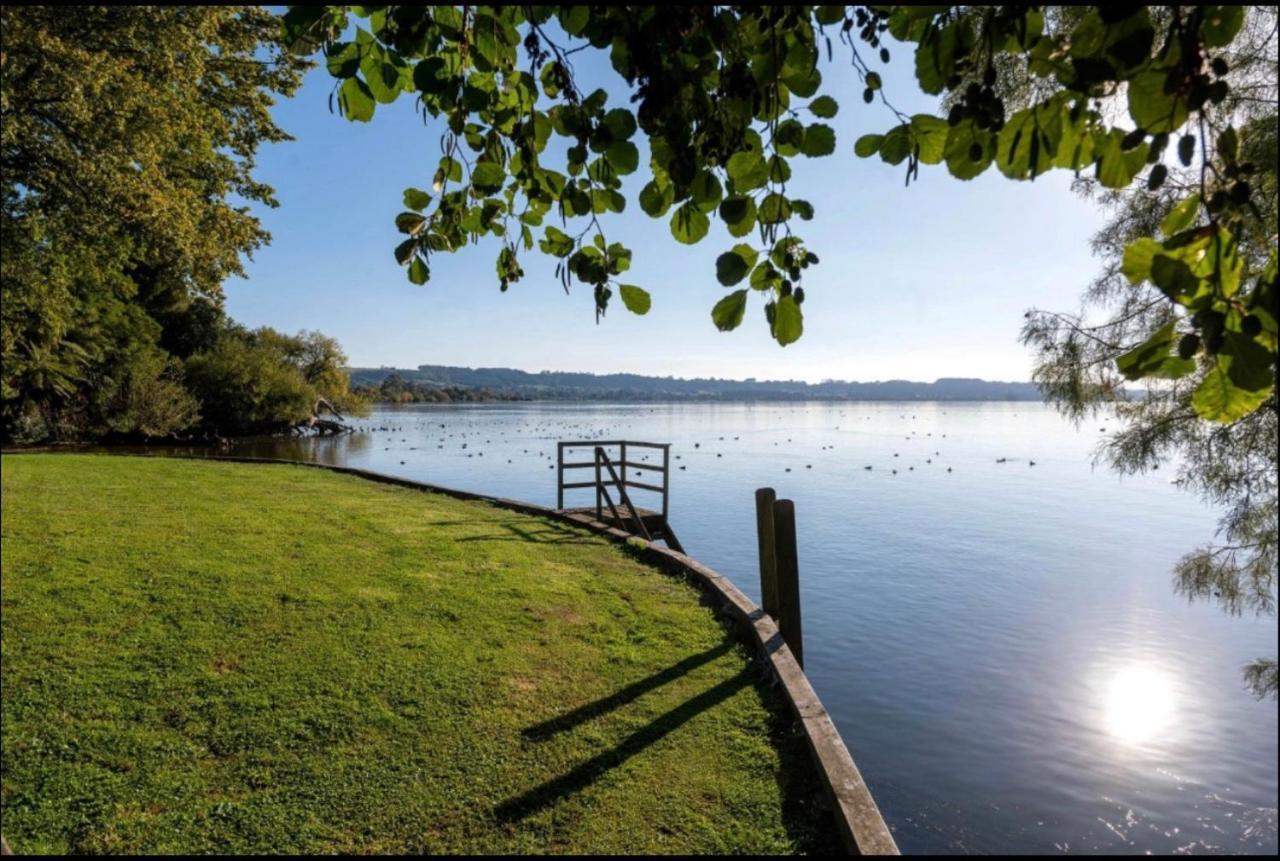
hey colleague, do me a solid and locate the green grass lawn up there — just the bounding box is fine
[0,454,835,854]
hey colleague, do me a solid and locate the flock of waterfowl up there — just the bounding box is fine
[342,407,1047,483]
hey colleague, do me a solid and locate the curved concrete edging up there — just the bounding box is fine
[0,451,900,855]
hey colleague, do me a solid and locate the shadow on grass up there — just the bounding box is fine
[494,669,753,825]
[522,641,735,741]
[423,519,598,546]
[498,631,841,852]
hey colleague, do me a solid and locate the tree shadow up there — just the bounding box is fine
[496,634,840,853]
[521,641,734,741]
[423,519,597,545]
[494,669,753,825]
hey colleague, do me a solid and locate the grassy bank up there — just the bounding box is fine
[0,454,834,854]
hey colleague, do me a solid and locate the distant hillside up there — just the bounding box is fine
[348,364,1046,403]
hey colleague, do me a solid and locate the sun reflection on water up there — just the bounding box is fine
[1104,664,1177,744]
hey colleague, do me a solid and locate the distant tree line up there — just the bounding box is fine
[349,365,1045,402]
[353,373,529,404]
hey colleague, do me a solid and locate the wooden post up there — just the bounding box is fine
[620,441,627,506]
[661,445,670,521]
[755,487,780,621]
[594,447,602,520]
[772,498,803,668]
[556,443,565,510]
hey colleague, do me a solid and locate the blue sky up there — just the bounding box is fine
[230,34,1109,383]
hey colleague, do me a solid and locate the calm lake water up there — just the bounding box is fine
[212,401,1276,854]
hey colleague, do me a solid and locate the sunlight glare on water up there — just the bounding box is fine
[1104,664,1177,745]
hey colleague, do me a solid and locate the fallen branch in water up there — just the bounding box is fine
[291,397,353,435]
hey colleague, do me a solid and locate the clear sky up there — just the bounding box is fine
[229,34,1110,383]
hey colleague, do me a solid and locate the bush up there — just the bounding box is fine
[184,327,365,436]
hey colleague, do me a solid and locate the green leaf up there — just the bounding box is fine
[910,114,950,165]
[603,108,637,141]
[1160,195,1201,236]
[432,6,465,38]
[604,140,639,174]
[1150,254,1203,303]
[943,120,993,180]
[408,257,429,285]
[560,5,590,36]
[437,156,463,184]
[749,263,781,292]
[809,96,839,118]
[339,77,376,122]
[618,284,651,315]
[325,41,361,78]
[726,150,768,190]
[773,295,804,345]
[715,244,758,286]
[1217,126,1239,163]
[1121,237,1161,284]
[1127,68,1189,134]
[915,21,959,95]
[690,170,724,212]
[670,202,710,244]
[403,188,432,212]
[775,120,805,157]
[1192,361,1273,422]
[395,211,426,234]
[1115,320,1195,380]
[783,65,822,98]
[639,180,674,217]
[1094,129,1148,189]
[1202,6,1245,47]
[1221,330,1276,392]
[539,226,575,257]
[814,6,845,25]
[712,289,748,331]
[719,195,756,229]
[854,134,884,158]
[413,56,450,96]
[471,162,506,193]
[759,193,791,225]
[995,98,1068,180]
[539,61,562,98]
[801,124,836,157]
[879,124,913,165]
[394,238,417,265]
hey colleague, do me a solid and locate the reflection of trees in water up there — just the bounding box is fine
[84,431,376,466]
[226,430,372,465]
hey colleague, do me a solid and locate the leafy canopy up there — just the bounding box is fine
[1020,7,1278,697]
[285,5,1275,424]
[0,6,314,440]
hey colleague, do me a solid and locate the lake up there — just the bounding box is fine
[218,401,1276,854]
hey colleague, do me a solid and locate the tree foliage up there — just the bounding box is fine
[287,4,1276,425]
[186,327,366,437]
[0,6,345,441]
[1022,6,1278,698]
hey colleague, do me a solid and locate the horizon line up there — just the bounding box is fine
[346,362,1037,388]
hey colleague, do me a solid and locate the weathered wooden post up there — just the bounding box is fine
[620,441,628,502]
[755,487,780,620]
[661,444,670,522]
[594,447,603,521]
[772,498,803,668]
[556,443,565,510]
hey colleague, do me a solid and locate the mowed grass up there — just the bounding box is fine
[0,454,835,854]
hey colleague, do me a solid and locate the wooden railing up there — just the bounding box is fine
[556,440,671,526]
